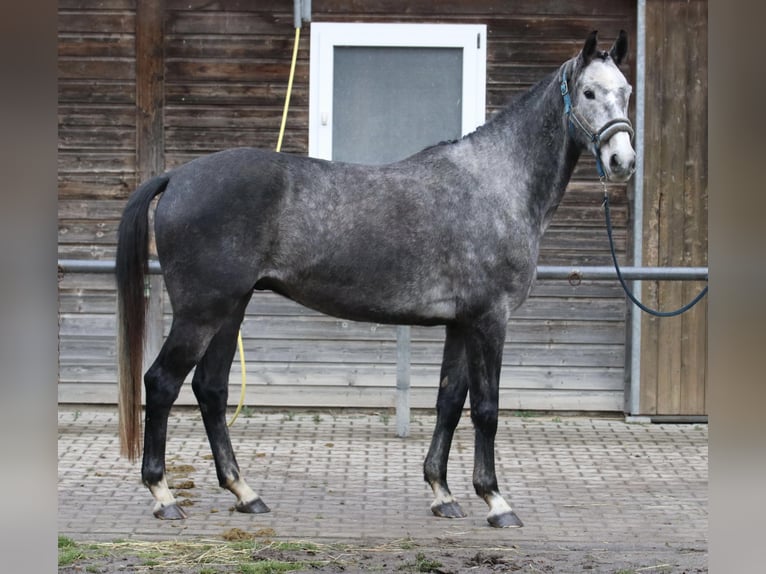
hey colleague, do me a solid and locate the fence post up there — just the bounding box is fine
[136,0,166,374]
[395,325,411,437]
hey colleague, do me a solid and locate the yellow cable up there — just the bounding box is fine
[228,25,301,427]
[277,26,301,153]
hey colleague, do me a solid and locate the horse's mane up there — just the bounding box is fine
[418,56,578,154]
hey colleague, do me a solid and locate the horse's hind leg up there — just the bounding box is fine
[142,315,220,519]
[191,292,270,514]
[424,324,470,519]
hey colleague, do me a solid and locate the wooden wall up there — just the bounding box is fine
[639,0,707,415]
[59,0,638,411]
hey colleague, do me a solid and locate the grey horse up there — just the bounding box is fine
[116,30,635,527]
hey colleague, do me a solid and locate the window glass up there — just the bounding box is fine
[332,47,463,164]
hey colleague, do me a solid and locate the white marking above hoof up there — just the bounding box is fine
[485,492,522,527]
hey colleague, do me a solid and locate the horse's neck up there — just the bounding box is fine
[464,66,581,229]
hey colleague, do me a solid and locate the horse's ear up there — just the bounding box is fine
[610,29,628,66]
[579,30,599,66]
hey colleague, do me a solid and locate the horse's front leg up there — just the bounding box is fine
[424,324,470,519]
[466,312,523,528]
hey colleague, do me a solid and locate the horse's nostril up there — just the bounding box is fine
[610,153,619,168]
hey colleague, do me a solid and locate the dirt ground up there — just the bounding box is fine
[58,536,707,573]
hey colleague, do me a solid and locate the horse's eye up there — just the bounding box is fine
[583,89,596,100]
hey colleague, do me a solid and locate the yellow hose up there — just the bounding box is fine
[228,26,301,427]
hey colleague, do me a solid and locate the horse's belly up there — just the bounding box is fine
[260,271,457,326]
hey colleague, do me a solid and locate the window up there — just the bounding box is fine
[309,23,487,163]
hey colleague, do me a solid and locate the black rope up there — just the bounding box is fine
[603,192,708,317]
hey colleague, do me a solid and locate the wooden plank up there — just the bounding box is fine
[639,1,664,415]
[59,199,128,220]
[59,80,136,105]
[58,12,136,35]
[59,126,136,150]
[223,340,624,369]
[640,1,707,416]
[136,0,165,180]
[58,34,135,59]
[166,11,290,36]
[59,0,136,10]
[58,153,135,175]
[58,245,119,259]
[58,382,624,412]
[655,1,689,415]
[58,312,625,345]
[57,272,117,290]
[59,362,622,390]
[59,292,116,314]
[136,0,166,367]
[678,0,708,415]
[59,58,136,80]
[59,104,136,127]
[59,337,622,371]
[58,220,120,244]
[165,60,308,83]
[164,33,307,60]
[164,82,309,107]
[58,178,135,200]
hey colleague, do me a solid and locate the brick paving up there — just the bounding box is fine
[58,406,707,553]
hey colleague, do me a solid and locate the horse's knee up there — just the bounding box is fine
[470,401,498,435]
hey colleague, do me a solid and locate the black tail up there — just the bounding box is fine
[116,174,170,461]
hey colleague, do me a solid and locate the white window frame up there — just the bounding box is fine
[308,22,487,160]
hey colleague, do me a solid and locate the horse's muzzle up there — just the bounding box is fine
[600,128,636,182]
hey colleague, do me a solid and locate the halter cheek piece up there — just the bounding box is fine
[560,68,634,179]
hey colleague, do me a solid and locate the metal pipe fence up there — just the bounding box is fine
[58,259,708,281]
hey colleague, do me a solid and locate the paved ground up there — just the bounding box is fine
[58,406,707,571]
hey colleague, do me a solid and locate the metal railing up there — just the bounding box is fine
[58,259,708,282]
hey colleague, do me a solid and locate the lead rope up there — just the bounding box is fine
[228,25,302,427]
[602,182,708,317]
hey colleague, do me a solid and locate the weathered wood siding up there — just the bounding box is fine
[59,0,637,411]
[639,0,707,415]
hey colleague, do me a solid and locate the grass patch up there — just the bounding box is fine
[398,552,443,572]
[56,538,342,572]
[239,560,305,573]
[58,536,85,567]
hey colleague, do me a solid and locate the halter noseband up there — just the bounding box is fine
[560,68,634,179]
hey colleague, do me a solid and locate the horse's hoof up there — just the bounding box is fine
[236,497,271,514]
[153,503,187,520]
[431,500,467,519]
[487,510,523,528]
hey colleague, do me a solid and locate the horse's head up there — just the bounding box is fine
[565,30,636,182]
